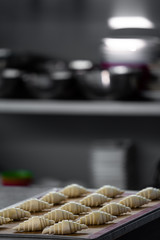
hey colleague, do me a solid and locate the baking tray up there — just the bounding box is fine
[0,188,160,240]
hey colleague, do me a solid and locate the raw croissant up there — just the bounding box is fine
[44,209,78,222]
[119,195,150,208]
[13,216,54,232]
[0,216,11,225]
[42,220,88,235]
[16,198,53,212]
[136,187,160,200]
[0,207,31,220]
[60,184,88,197]
[78,210,116,225]
[80,193,111,207]
[60,202,91,214]
[96,185,124,198]
[40,192,67,204]
[100,202,131,216]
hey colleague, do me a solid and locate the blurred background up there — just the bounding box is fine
[0,0,160,191]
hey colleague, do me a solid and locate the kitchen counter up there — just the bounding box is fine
[0,186,49,209]
[0,186,160,240]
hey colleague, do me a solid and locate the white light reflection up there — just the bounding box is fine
[108,17,154,29]
[69,60,93,70]
[110,66,129,75]
[2,69,20,78]
[51,71,72,80]
[103,38,147,52]
[101,70,110,86]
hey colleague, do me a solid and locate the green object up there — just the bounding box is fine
[2,170,32,179]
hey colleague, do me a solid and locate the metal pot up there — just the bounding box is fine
[71,60,143,100]
[100,37,160,65]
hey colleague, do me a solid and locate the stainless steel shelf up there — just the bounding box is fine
[0,100,160,116]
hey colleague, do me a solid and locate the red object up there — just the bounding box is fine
[2,178,32,186]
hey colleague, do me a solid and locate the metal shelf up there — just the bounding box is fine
[0,100,160,116]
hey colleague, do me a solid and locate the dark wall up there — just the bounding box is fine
[0,0,160,61]
[0,114,160,189]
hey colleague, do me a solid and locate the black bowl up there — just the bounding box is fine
[22,59,74,99]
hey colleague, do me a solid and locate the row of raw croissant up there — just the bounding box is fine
[0,184,160,235]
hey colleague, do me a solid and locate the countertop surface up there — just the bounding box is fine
[0,186,49,209]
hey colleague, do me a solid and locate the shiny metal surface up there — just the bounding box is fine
[76,66,142,99]
[100,37,160,64]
